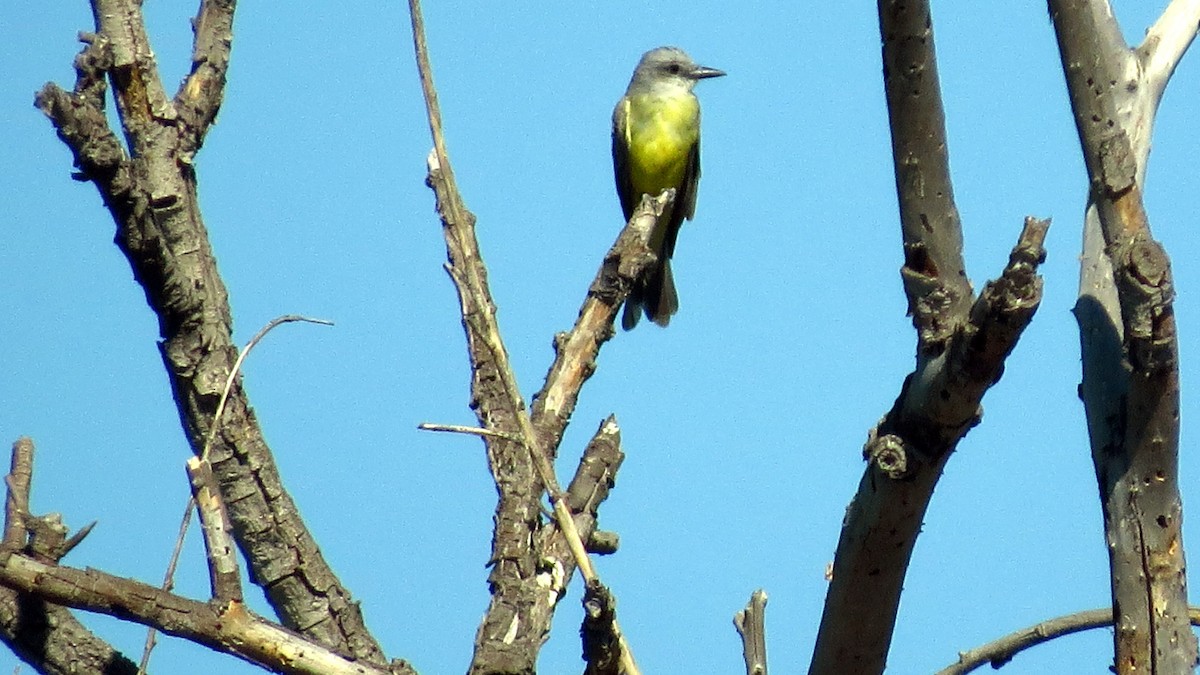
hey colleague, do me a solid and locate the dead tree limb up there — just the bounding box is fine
[808,2,1050,672]
[0,439,415,675]
[938,606,1200,675]
[408,0,659,670]
[34,0,384,662]
[734,590,768,675]
[0,554,407,675]
[0,439,139,675]
[1049,0,1200,672]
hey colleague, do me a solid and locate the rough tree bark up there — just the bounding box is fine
[411,0,668,665]
[32,0,387,663]
[8,0,658,671]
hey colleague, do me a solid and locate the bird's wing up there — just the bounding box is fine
[665,136,701,258]
[611,97,637,221]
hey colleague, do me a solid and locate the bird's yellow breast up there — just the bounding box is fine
[623,92,700,197]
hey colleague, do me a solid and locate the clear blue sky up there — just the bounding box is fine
[3,1,1199,673]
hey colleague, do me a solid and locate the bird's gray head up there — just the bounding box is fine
[628,46,725,91]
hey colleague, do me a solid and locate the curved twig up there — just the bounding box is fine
[938,606,1200,674]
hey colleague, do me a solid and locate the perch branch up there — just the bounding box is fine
[409,0,644,671]
[528,191,669,453]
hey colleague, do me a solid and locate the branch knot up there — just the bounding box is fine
[864,433,916,480]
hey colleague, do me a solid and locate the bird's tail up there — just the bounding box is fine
[621,261,678,330]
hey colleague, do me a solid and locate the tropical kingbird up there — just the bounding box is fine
[612,46,724,330]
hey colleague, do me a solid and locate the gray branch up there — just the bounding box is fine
[808,3,1050,671]
[1050,0,1199,670]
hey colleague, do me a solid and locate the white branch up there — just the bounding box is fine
[1141,0,1200,102]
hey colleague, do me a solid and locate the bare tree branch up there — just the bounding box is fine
[734,590,768,675]
[554,418,626,557]
[581,581,620,675]
[0,439,140,675]
[407,0,667,671]
[528,196,663,453]
[1,441,32,552]
[811,217,1047,675]
[35,1,384,662]
[808,3,1050,671]
[0,554,412,675]
[0,440,415,675]
[0,589,141,675]
[1050,1,1199,671]
[175,0,235,160]
[878,1,973,350]
[186,457,242,603]
[937,607,1200,675]
[536,416,627,660]
[1141,0,1200,103]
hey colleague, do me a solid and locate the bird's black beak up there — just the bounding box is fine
[690,65,726,80]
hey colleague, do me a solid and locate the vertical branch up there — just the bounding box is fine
[186,457,243,603]
[2,441,33,549]
[734,590,769,675]
[807,2,1050,672]
[881,0,973,351]
[408,2,643,672]
[1050,1,1200,671]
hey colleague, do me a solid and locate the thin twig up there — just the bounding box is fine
[417,423,522,443]
[202,314,334,462]
[58,520,96,558]
[937,606,1200,674]
[137,491,194,674]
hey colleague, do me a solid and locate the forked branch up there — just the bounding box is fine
[36,0,383,661]
[808,2,1050,672]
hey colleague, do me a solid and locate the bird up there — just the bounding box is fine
[612,46,724,330]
